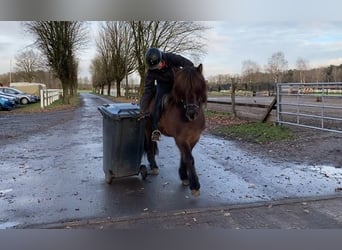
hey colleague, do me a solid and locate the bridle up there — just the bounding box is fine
[181,100,200,110]
[181,99,201,121]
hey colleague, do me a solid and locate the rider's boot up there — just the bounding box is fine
[151,129,161,142]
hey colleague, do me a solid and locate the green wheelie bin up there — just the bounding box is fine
[97,103,147,184]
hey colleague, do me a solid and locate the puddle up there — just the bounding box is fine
[0,221,20,229]
[308,165,342,178]
[0,189,13,195]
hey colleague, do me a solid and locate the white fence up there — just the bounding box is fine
[40,89,62,108]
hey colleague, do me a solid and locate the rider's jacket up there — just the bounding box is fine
[140,52,194,111]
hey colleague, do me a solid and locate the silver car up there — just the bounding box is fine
[0,87,38,105]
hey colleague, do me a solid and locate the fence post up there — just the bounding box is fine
[262,96,277,122]
[40,89,61,109]
[40,89,44,109]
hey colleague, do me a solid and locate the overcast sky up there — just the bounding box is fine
[1,20,342,81]
[204,21,342,77]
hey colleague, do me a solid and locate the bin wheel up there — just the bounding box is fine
[105,172,113,184]
[140,165,148,180]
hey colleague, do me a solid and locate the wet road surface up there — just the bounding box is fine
[0,93,341,228]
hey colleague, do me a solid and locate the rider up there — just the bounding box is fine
[140,47,194,142]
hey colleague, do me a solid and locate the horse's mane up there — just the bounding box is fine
[172,65,207,104]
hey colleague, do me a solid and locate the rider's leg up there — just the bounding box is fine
[151,93,162,141]
[151,83,171,141]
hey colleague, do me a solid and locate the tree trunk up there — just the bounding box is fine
[125,73,129,98]
[138,67,146,99]
[107,81,111,96]
[62,85,70,104]
[116,79,121,97]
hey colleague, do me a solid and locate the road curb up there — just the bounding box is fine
[27,194,342,229]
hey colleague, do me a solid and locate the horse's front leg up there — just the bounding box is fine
[186,152,200,196]
[147,141,159,175]
[177,142,200,196]
[179,157,189,186]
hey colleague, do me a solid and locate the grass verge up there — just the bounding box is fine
[10,94,81,113]
[212,121,294,144]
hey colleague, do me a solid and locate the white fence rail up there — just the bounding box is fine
[40,89,62,108]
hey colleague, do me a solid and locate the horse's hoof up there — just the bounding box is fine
[191,189,200,196]
[151,168,159,175]
[182,180,189,186]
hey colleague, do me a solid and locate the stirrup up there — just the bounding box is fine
[151,130,161,142]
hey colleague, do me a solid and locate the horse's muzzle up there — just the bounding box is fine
[185,104,199,121]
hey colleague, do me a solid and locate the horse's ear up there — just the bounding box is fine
[197,64,203,73]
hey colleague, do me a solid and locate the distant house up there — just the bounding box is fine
[10,82,46,96]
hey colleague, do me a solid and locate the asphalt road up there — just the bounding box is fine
[1,93,341,229]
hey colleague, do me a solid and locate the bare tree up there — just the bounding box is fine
[103,21,136,97]
[296,57,308,83]
[331,65,342,82]
[90,56,106,94]
[24,21,89,103]
[14,49,45,82]
[266,51,288,83]
[96,24,115,96]
[265,51,288,95]
[129,21,208,95]
[241,60,260,93]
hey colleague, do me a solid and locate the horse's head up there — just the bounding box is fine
[172,64,207,121]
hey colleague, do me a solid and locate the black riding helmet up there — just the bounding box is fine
[145,47,162,70]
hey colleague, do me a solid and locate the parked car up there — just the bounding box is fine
[0,87,39,105]
[0,91,20,105]
[0,93,16,111]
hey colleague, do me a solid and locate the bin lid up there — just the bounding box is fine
[98,103,141,120]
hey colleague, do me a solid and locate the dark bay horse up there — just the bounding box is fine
[144,64,207,196]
